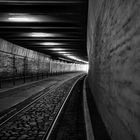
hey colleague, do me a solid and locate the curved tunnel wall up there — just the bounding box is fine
[0,38,50,78]
[87,0,140,140]
[0,38,86,80]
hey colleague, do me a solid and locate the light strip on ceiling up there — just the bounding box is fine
[48,48,66,51]
[40,42,62,46]
[57,51,69,54]
[29,32,54,37]
[67,55,89,64]
[8,16,39,22]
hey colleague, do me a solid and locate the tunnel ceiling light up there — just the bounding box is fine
[28,32,54,37]
[57,51,69,54]
[40,42,63,46]
[8,15,39,22]
[48,48,66,51]
[22,32,61,38]
[67,55,89,64]
[2,13,56,23]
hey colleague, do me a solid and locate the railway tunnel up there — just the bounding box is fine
[0,0,140,140]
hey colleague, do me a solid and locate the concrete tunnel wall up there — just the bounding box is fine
[87,0,140,140]
[0,38,86,80]
[0,38,51,78]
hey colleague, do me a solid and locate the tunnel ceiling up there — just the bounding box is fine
[0,0,88,63]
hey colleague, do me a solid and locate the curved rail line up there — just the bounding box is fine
[0,73,82,127]
[0,73,85,140]
[44,74,86,140]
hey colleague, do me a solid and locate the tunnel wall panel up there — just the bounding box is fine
[0,51,13,78]
[0,38,51,78]
[15,55,24,75]
[0,38,86,81]
[87,0,140,140]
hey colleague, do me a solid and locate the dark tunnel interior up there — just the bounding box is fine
[0,0,140,140]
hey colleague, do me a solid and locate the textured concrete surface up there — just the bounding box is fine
[0,38,85,80]
[87,0,140,140]
[0,38,50,78]
[0,75,81,140]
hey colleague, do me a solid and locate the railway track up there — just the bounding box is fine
[0,82,56,125]
[46,75,87,140]
[0,74,85,140]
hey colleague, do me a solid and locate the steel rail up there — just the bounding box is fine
[44,74,85,140]
[0,73,82,128]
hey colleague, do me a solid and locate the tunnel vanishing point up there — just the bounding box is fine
[0,0,140,140]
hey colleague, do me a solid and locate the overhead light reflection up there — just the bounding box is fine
[40,42,62,46]
[48,48,66,51]
[67,55,89,64]
[29,32,54,37]
[8,16,39,22]
[57,51,68,54]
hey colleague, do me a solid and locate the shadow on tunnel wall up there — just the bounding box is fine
[86,78,111,140]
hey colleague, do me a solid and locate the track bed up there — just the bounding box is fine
[47,76,86,140]
[0,74,84,140]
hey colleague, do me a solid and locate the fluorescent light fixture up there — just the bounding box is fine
[29,32,54,37]
[67,55,89,64]
[67,56,76,59]
[40,42,62,46]
[57,51,68,54]
[58,57,73,62]
[48,48,66,51]
[8,16,39,22]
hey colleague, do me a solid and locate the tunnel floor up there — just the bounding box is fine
[0,73,111,140]
[0,73,81,112]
